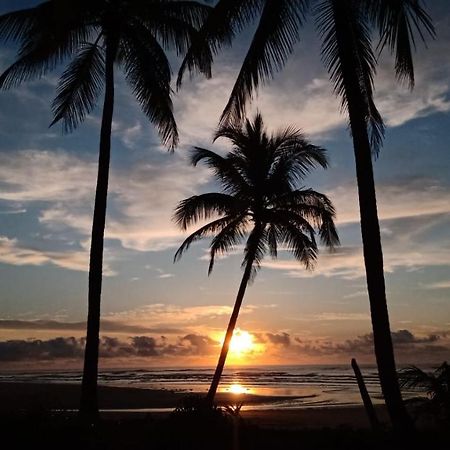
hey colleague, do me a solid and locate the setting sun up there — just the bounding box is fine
[228,383,248,394]
[229,330,254,355]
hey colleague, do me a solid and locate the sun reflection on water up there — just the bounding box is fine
[227,383,250,394]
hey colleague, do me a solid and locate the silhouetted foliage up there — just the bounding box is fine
[174,113,338,403]
[0,0,210,417]
[177,0,434,433]
[400,362,450,422]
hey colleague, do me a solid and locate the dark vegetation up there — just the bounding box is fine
[2,410,449,450]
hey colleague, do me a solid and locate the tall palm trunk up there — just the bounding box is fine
[334,19,414,434]
[80,39,116,418]
[350,113,413,432]
[206,255,255,405]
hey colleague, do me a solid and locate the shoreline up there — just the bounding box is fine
[0,381,392,429]
[0,381,329,410]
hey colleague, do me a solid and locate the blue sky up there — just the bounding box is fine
[0,0,449,368]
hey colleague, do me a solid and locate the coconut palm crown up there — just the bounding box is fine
[0,0,210,417]
[174,113,339,402]
[175,0,435,432]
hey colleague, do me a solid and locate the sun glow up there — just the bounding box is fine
[229,330,254,355]
[213,329,264,364]
[228,383,248,394]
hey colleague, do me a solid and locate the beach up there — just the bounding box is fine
[0,381,389,429]
[2,381,448,450]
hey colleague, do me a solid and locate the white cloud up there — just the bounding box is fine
[104,303,267,329]
[0,235,117,274]
[422,280,450,290]
[263,233,450,280]
[0,149,210,272]
[173,26,450,147]
[330,178,450,226]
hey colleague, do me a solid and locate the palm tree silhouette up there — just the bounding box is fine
[176,0,434,431]
[0,0,209,417]
[399,362,450,421]
[173,114,339,404]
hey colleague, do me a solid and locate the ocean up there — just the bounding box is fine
[0,364,427,410]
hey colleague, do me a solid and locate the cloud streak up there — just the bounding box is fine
[0,333,220,362]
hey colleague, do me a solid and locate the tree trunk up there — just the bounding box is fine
[351,358,380,431]
[206,256,255,405]
[332,0,413,433]
[80,39,116,419]
[350,119,413,432]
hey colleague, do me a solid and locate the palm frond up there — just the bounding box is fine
[50,42,104,132]
[278,220,318,269]
[270,140,328,187]
[143,1,211,55]
[173,192,243,230]
[146,1,211,30]
[0,0,92,90]
[399,366,434,390]
[241,222,266,281]
[208,215,249,274]
[173,113,338,281]
[0,7,39,43]
[215,121,253,153]
[122,22,178,149]
[368,0,435,89]
[177,0,262,88]
[276,189,339,248]
[315,0,385,155]
[266,223,278,258]
[220,0,309,124]
[190,147,251,195]
[174,215,237,262]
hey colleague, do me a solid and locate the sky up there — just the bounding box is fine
[0,0,449,370]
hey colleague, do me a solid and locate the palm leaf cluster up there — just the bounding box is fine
[399,362,450,419]
[174,113,339,277]
[0,0,211,147]
[178,0,434,152]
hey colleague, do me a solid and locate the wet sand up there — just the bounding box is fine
[0,382,388,429]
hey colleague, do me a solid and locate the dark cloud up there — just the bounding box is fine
[181,334,217,355]
[391,329,440,345]
[131,336,159,357]
[0,319,183,334]
[266,332,291,347]
[0,337,85,362]
[293,329,450,362]
[0,333,219,362]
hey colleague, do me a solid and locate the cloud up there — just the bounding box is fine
[422,280,450,290]
[0,333,219,362]
[264,237,450,280]
[263,191,450,280]
[103,303,264,329]
[0,149,209,272]
[174,16,450,146]
[293,329,450,363]
[0,319,183,335]
[0,236,105,274]
[0,337,85,362]
[266,332,291,347]
[331,178,450,226]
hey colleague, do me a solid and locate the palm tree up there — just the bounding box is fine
[173,113,339,404]
[0,0,210,417]
[399,362,450,421]
[176,0,434,431]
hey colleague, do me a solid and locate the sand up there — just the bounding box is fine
[0,382,389,429]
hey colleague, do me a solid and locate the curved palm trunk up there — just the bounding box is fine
[331,1,413,433]
[206,256,255,405]
[80,41,116,418]
[350,117,413,432]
